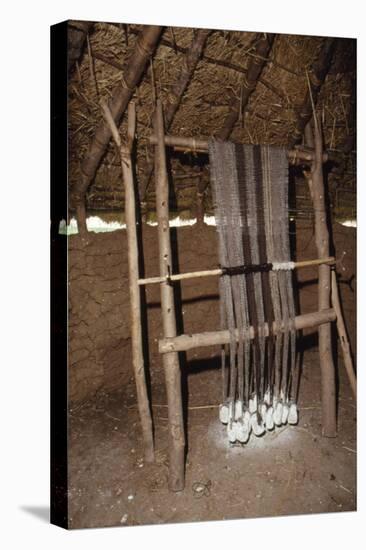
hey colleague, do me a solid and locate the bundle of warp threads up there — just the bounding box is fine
[209,140,299,444]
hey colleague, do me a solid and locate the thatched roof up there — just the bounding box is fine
[67,22,356,216]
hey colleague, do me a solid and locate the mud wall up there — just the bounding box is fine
[68,221,356,404]
[68,224,221,403]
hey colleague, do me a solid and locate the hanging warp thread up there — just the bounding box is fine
[209,140,299,444]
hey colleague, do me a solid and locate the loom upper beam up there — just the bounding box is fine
[148,134,330,163]
[159,308,337,354]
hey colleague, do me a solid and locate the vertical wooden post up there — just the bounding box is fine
[100,100,155,462]
[76,202,88,240]
[196,191,204,226]
[154,100,186,491]
[308,118,337,437]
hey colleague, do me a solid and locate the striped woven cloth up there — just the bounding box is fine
[209,140,298,443]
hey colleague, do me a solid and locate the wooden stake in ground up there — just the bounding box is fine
[154,100,186,492]
[308,117,337,437]
[100,100,155,463]
[331,270,356,398]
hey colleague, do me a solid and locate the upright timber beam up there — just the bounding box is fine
[154,100,186,491]
[308,116,337,437]
[73,25,163,238]
[100,100,155,462]
[140,28,211,202]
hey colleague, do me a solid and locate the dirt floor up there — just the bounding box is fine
[68,219,356,529]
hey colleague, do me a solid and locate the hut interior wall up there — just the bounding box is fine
[68,220,355,405]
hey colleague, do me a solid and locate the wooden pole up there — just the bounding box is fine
[173,32,274,200]
[139,29,211,201]
[68,21,94,74]
[159,308,337,354]
[154,100,186,492]
[148,134,329,163]
[308,117,337,437]
[73,25,163,237]
[137,256,336,286]
[331,270,356,398]
[100,100,155,462]
[215,33,275,141]
[139,267,222,286]
[289,38,336,148]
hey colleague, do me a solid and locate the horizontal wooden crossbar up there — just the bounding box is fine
[159,308,336,354]
[149,134,330,163]
[138,257,335,286]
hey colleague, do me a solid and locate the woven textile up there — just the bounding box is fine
[209,140,298,443]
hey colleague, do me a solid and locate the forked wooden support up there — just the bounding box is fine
[101,100,155,463]
[153,100,186,492]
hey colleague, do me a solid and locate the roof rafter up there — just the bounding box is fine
[289,37,336,147]
[73,25,164,236]
[215,33,275,141]
[93,49,287,104]
[68,21,94,74]
[140,28,212,201]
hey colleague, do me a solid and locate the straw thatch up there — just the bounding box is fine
[67,22,356,219]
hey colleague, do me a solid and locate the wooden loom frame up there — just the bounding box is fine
[102,99,356,493]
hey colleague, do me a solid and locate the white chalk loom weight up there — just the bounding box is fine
[288,403,298,425]
[219,396,299,444]
[266,406,274,430]
[251,413,265,437]
[227,420,237,443]
[282,404,289,424]
[273,401,283,426]
[219,403,229,424]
